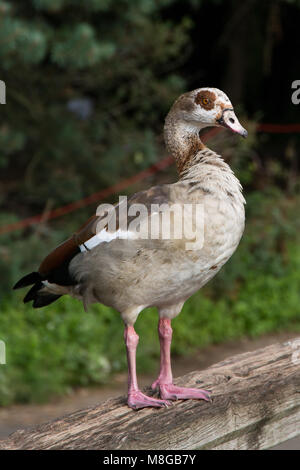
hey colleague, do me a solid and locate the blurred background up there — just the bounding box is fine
[0,0,299,434]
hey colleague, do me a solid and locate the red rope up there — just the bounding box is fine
[0,124,298,235]
[0,156,173,235]
[257,123,300,133]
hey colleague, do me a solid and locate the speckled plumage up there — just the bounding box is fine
[68,150,245,324]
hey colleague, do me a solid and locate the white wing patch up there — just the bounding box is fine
[79,228,138,252]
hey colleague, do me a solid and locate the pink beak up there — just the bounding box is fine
[217,108,248,138]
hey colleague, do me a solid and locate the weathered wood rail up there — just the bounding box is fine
[1,338,300,450]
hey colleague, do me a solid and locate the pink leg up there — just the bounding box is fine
[151,318,211,402]
[124,325,171,409]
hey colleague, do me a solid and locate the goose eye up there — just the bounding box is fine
[195,91,215,109]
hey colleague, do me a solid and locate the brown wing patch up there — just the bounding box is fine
[38,186,172,276]
[39,238,78,276]
[39,215,99,276]
[195,90,216,110]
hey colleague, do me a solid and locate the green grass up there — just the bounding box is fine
[0,190,300,405]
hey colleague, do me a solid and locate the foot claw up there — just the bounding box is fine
[156,384,212,402]
[128,390,172,409]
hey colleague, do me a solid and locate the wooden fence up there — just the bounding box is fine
[1,338,299,450]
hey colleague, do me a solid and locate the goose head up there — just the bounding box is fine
[167,87,248,138]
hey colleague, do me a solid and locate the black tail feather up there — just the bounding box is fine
[23,281,62,308]
[33,294,61,308]
[13,272,42,290]
[14,272,62,308]
[23,282,43,303]
[22,281,61,308]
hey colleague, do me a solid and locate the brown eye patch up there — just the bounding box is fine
[195,90,216,110]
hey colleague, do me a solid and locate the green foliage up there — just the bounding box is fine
[0,126,26,167]
[51,24,116,69]
[0,14,47,68]
[0,297,123,404]
[0,0,191,213]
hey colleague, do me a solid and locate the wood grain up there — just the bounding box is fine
[1,338,299,450]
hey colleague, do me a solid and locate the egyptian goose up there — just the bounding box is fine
[14,87,247,409]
